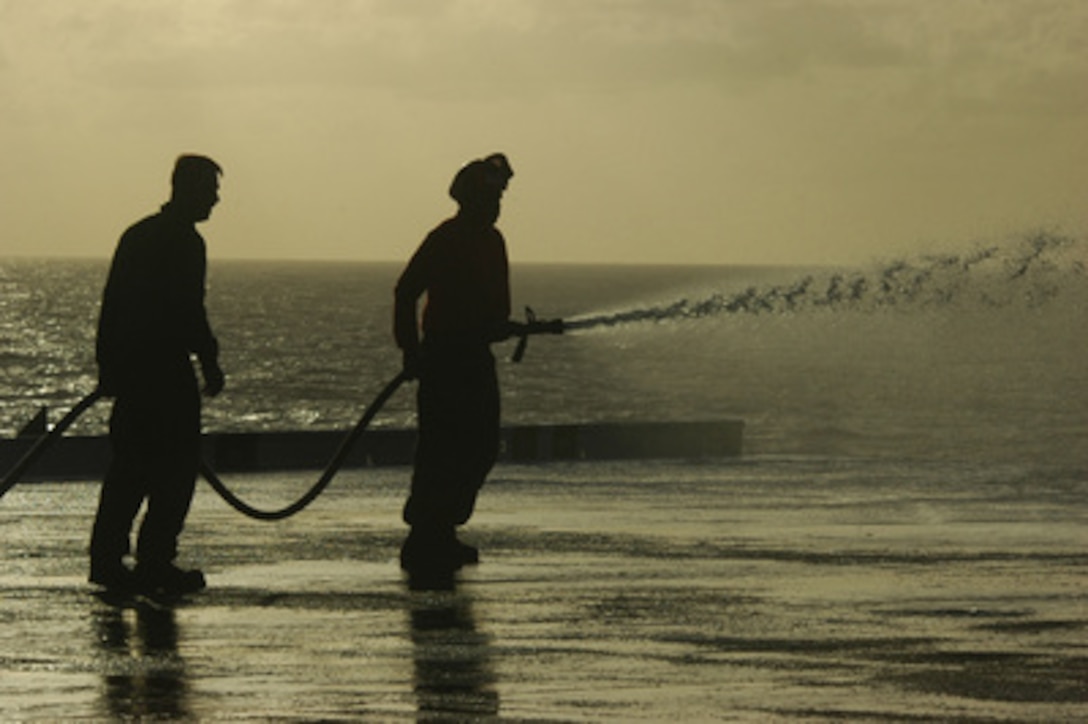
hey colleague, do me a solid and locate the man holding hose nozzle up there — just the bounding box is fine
[393,153,517,576]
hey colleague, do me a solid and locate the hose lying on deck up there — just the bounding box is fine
[199,372,407,520]
[0,374,407,521]
[0,388,105,499]
[1,310,563,516]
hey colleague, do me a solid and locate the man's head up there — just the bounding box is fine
[449,153,513,225]
[170,154,222,223]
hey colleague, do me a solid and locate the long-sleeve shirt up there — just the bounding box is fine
[96,203,218,393]
[394,216,511,353]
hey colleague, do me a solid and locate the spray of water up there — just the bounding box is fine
[566,231,1086,331]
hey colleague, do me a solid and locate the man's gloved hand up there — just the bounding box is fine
[201,360,225,397]
[495,320,522,342]
[401,349,422,381]
[96,371,119,398]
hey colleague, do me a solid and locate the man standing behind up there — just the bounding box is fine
[90,154,225,597]
[394,153,515,576]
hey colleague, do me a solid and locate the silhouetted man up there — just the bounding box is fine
[394,153,515,574]
[90,154,225,596]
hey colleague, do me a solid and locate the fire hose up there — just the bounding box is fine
[1,309,563,520]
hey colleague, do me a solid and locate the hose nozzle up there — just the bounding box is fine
[511,306,564,362]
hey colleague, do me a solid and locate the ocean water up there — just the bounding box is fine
[1,229,1085,467]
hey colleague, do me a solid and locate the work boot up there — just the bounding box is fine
[456,539,480,565]
[400,529,440,572]
[135,562,206,597]
[89,563,139,594]
[400,528,480,572]
[400,528,459,573]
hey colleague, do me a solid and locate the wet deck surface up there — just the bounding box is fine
[1,459,1086,721]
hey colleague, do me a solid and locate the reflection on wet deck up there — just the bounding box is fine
[1,460,1085,720]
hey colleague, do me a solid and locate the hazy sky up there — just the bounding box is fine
[1,0,1085,265]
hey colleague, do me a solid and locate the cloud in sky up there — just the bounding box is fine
[1,0,1086,264]
[28,0,1081,99]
